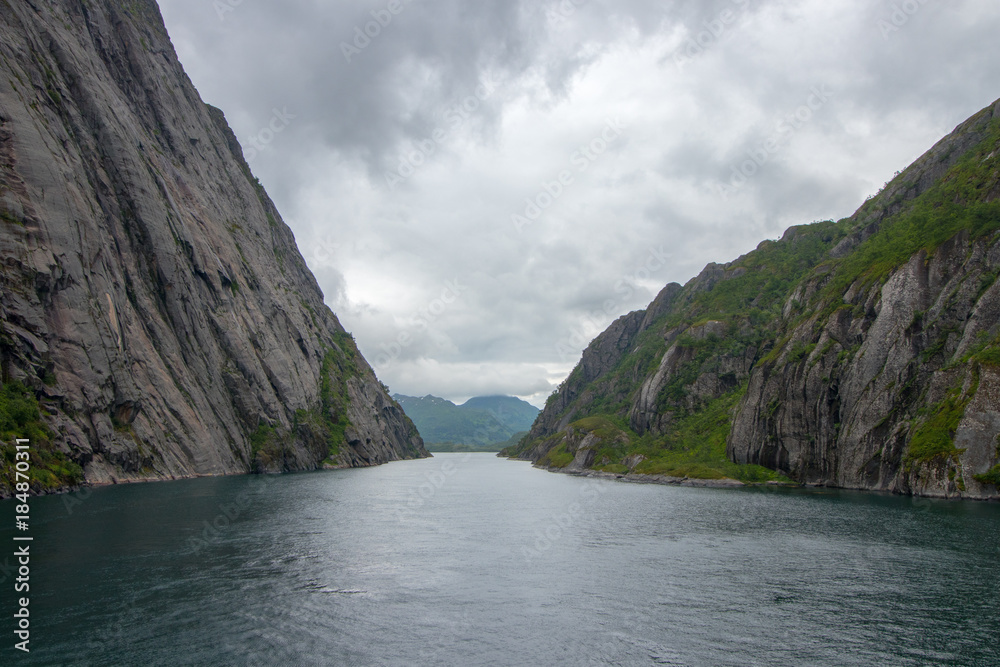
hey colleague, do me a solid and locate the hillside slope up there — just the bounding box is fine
[0,0,428,495]
[460,395,540,433]
[505,98,1000,500]
[395,394,538,448]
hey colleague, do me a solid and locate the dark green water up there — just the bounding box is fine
[3,454,999,666]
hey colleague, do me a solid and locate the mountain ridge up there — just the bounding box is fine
[504,97,1000,500]
[395,394,539,449]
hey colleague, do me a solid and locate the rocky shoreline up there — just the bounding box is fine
[532,464,1000,501]
[536,465,749,488]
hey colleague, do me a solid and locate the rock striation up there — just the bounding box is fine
[507,98,1000,500]
[0,0,427,495]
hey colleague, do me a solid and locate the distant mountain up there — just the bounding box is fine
[394,395,539,450]
[459,396,540,433]
[426,432,528,453]
[489,431,530,452]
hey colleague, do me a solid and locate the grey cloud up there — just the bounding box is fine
[158,0,1000,406]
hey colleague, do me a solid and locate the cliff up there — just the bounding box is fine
[505,98,1000,500]
[0,0,428,496]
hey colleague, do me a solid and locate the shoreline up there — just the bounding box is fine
[538,465,749,488]
[529,461,1000,501]
[0,452,435,501]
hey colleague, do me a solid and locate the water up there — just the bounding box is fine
[4,454,999,666]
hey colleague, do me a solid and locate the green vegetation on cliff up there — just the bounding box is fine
[518,389,789,483]
[630,388,788,483]
[905,370,979,465]
[511,102,1000,494]
[0,381,83,494]
[975,462,1000,487]
[505,218,848,481]
[250,333,358,471]
[815,114,1000,319]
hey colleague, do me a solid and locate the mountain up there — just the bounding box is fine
[457,395,540,433]
[504,97,1000,500]
[395,394,539,450]
[0,0,428,497]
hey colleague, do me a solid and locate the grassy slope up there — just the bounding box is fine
[0,381,84,495]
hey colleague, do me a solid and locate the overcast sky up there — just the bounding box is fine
[157,0,1000,407]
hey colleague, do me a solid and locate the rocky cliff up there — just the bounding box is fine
[506,98,1000,500]
[0,0,428,496]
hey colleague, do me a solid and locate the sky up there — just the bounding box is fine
[156,0,1000,408]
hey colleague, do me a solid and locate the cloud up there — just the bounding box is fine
[158,0,1000,407]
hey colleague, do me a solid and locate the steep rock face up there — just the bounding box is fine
[628,318,752,435]
[728,101,1000,499]
[730,226,1000,499]
[508,97,1000,499]
[520,283,682,452]
[0,0,427,493]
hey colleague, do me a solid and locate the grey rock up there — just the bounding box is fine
[514,97,1000,500]
[730,232,1000,499]
[0,0,428,493]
